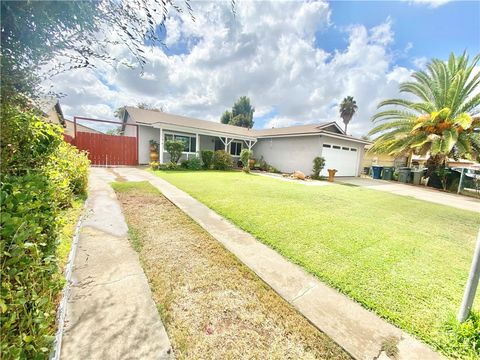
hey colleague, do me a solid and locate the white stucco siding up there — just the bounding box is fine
[253,136,322,175]
[138,125,159,164]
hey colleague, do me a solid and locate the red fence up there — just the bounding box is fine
[74,132,138,166]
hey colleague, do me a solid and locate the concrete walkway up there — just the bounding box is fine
[114,167,442,360]
[60,168,172,359]
[337,177,479,212]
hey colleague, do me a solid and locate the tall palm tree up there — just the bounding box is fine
[369,52,480,168]
[339,96,358,134]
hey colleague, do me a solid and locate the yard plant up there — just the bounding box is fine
[369,52,480,173]
[311,156,326,180]
[155,170,480,358]
[164,139,184,163]
[212,150,233,170]
[0,103,89,358]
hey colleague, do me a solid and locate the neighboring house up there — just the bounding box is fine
[123,107,370,176]
[38,98,66,127]
[362,145,408,170]
[64,119,101,137]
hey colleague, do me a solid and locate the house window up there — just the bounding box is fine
[164,133,196,153]
[332,145,341,149]
[230,141,242,156]
[342,147,349,151]
[323,144,331,148]
[350,148,357,152]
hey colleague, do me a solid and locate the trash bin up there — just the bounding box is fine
[372,166,383,179]
[382,167,394,180]
[411,169,424,185]
[398,167,411,183]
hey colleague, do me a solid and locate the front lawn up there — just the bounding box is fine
[154,170,480,358]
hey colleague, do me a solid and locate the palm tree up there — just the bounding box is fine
[339,96,358,134]
[369,52,480,168]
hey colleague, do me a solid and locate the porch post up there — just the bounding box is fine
[225,137,229,151]
[196,133,200,157]
[159,128,164,164]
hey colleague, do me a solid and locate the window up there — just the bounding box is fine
[342,147,349,151]
[164,133,196,153]
[332,145,341,149]
[230,141,242,156]
[350,148,357,152]
[323,144,331,148]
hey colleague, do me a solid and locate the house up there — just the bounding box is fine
[123,107,371,176]
[38,98,66,127]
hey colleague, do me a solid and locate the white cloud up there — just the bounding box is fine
[46,1,414,136]
[404,0,452,8]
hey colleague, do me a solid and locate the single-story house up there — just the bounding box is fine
[38,98,66,128]
[123,106,371,176]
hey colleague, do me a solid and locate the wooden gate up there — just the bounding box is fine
[75,132,138,166]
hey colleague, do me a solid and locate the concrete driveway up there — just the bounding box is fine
[337,177,480,212]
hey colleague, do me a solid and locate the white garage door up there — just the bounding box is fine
[320,143,359,177]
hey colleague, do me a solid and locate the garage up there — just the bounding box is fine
[321,143,359,177]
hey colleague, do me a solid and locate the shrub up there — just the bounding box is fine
[311,157,326,180]
[201,150,214,169]
[165,140,184,163]
[0,104,89,358]
[150,161,159,170]
[256,156,268,171]
[240,149,253,172]
[267,165,280,173]
[186,157,202,170]
[213,150,233,170]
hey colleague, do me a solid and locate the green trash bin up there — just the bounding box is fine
[382,167,394,180]
[411,169,424,185]
[398,167,411,183]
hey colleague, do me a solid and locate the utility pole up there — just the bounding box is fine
[458,229,480,322]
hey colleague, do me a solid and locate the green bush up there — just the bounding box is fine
[240,149,253,172]
[186,157,202,170]
[0,103,89,358]
[150,161,160,170]
[164,140,184,164]
[213,150,233,170]
[311,157,326,180]
[201,150,214,169]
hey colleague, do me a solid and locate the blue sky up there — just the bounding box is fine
[319,0,479,68]
[54,1,480,136]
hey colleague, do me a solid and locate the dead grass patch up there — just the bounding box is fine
[113,182,350,360]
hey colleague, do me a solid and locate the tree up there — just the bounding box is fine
[164,140,184,163]
[221,110,232,124]
[339,96,358,134]
[369,52,480,169]
[0,0,196,101]
[220,96,255,128]
[137,103,163,112]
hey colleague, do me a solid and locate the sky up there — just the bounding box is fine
[46,0,480,136]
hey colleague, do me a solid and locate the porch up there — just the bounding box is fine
[138,124,257,164]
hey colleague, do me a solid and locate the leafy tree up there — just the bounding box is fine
[369,52,480,169]
[220,96,255,128]
[311,156,326,180]
[137,103,163,112]
[240,148,253,172]
[221,110,232,124]
[1,0,195,101]
[165,140,184,163]
[339,96,358,134]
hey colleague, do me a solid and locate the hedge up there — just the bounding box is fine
[0,103,90,358]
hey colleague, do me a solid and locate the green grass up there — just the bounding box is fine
[154,170,480,358]
[57,198,85,270]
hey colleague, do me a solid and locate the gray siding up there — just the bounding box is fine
[253,134,365,176]
[253,136,322,175]
[138,126,160,164]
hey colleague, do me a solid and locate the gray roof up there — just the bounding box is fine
[126,107,256,138]
[125,106,370,143]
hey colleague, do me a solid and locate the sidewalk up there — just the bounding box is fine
[60,168,172,359]
[115,167,442,360]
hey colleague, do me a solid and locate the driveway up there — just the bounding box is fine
[337,177,480,212]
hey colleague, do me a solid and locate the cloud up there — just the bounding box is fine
[45,1,414,136]
[404,0,452,8]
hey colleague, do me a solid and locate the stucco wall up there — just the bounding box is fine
[64,121,100,136]
[253,136,322,175]
[253,135,365,176]
[138,126,160,164]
